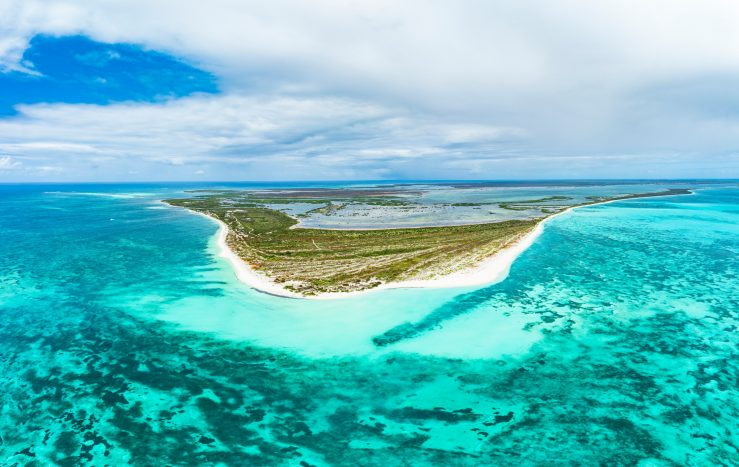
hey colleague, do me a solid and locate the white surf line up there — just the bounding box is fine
[164,203,304,299]
[212,217,304,299]
[170,191,692,300]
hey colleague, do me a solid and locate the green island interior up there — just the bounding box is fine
[165,188,690,295]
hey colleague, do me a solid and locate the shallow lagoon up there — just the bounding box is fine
[290,181,698,228]
[0,181,737,465]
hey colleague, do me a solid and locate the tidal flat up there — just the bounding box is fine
[164,186,691,296]
[1,181,737,466]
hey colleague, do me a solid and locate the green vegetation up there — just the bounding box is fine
[361,198,416,206]
[498,204,532,211]
[247,198,328,204]
[165,188,690,296]
[299,202,348,218]
[184,188,417,207]
[499,195,573,211]
[164,195,537,295]
[519,195,573,203]
[447,202,492,207]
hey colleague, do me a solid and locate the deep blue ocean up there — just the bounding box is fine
[0,181,737,465]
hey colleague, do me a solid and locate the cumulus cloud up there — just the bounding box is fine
[1,0,739,180]
[0,155,21,170]
[0,94,522,180]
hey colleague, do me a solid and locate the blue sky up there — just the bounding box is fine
[0,1,738,181]
[0,35,217,115]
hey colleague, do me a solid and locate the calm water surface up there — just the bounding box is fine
[1,182,737,465]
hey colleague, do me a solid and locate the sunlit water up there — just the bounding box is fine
[1,182,737,465]
[292,181,698,228]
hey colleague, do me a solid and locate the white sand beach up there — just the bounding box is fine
[206,198,625,300]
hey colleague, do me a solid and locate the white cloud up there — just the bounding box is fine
[440,125,524,144]
[36,165,62,173]
[0,155,21,170]
[0,94,523,180]
[1,0,739,179]
[0,142,100,152]
[5,1,739,105]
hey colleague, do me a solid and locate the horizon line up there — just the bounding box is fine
[1,177,738,185]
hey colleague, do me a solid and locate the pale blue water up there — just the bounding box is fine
[290,180,699,229]
[1,181,737,465]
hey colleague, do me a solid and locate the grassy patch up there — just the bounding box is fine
[165,196,536,294]
[499,196,573,211]
[164,188,690,295]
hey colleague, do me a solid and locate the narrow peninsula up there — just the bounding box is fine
[165,187,691,298]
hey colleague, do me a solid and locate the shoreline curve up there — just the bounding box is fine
[200,196,647,300]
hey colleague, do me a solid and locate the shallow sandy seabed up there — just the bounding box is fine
[1,184,737,465]
[207,196,658,300]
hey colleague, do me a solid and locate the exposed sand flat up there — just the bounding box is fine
[213,218,305,299]
[206,198,614,300]
[169,188,693,300]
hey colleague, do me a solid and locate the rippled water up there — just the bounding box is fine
[1,182,737,465]
[292,181,698,228]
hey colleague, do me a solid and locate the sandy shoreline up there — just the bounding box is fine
[198,197,632,300]
[212,217,306,299]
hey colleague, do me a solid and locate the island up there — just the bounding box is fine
[164,187,691,298]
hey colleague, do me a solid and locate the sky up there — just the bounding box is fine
[1,1,739,181]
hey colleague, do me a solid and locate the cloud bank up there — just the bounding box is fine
[1,0,739,180]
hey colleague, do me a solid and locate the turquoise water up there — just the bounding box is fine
[288,181,698,229]
[1,182,737,465]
